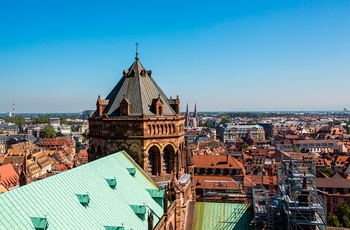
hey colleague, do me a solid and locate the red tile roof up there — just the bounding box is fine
[194,175,241,190]
[193,155,243,170]
[0,164,19,189]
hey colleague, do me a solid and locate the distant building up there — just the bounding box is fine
[220,124,265,143]
[80,109,95,120]
[0,139,6,154]
[48,117,60,128]
[293,139,338,153]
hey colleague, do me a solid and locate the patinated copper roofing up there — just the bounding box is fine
[99,58,176,117]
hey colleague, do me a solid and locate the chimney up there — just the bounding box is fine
[147,211,154,230]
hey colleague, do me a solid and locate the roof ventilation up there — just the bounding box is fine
[146,189,164,207]
[127,167,136,176]
[105,178,117,189]
[104,225,124,230]
[130,205,146,220]
[30,216,48,230]
[76,193,90,207]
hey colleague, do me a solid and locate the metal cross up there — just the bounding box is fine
[135,42,139,53]
[135,42,139,59]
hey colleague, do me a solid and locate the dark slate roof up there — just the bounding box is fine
[0,134,38,143]
[316,178,350,189]
[100,59,176,117]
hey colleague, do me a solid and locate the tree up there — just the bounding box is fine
[336,202,350,227]
[5,116,25,128]
[39,126,56,138]
[32,116,50,124]
[76,142,83,153]
[327,212,340,227]
[293,145,299,152]
[220,117,230,124]
[240,143,249,151]
[318,167,335,177]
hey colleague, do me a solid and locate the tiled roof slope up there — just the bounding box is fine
[101,59,176,116]
[192,202,252,230]
[0,151,163,230]
[0,164,19,190]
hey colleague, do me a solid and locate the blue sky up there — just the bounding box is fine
[0,0,349,113]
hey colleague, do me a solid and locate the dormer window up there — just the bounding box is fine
[155,95,164,116]
[120,96,130,116]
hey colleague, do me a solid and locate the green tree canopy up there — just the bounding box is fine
[336,202,350,227]
[32,116,50,124]
[318,167,335,177]
[327,212,340,227]
[39,126,56,138]
[220,117,230,124]
[4,116,25,128]
[240,143,249,151]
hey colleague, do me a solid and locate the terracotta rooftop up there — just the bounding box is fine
[0,164,19,189]
[193,155,243,170]
[194,175,241,190]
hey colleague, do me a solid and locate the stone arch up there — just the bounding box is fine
[129,143,142,166]
[163,144,176,174]
[147,145,161,176]
[90,143,96,155]
[97,145,103,158]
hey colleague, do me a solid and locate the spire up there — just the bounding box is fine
[185,103,190,127]
[194,102,197,117]
[135,42,139,60]
[194,102,198,127]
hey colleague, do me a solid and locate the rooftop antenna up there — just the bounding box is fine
[135,42,139,60]
[12,99,15,117]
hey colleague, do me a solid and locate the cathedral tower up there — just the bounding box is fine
[88,52,186,181]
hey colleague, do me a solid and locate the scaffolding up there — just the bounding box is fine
[202,180,250,202]
[253,153,327,229]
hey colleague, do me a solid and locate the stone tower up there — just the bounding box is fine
[88,53,186,181]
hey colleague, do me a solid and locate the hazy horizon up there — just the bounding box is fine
[1,1,350,113]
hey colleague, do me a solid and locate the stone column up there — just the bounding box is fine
[143,150,148,173]
[159,152,164,176]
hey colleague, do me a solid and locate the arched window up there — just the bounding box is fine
[163,145,175,174]
[148,146,160,175]
[97,145,103,157]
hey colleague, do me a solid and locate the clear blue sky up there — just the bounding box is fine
[0,0,349,113]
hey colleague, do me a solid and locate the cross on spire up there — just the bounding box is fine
[135,42,139,60]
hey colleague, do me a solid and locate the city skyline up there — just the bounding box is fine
[1,1,350,113]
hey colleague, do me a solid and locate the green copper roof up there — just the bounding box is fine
[126,167,136,176]
[30,217,48,230]
[146,189,164,207]
[192,202,253,230]
[0,151,163,229]
[105,178,117,189]
[104,226,124,230]
[76,193,90,207]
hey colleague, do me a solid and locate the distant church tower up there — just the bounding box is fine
[88,48,187,181]
[185,103,190,127]
[184,103,199,128]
